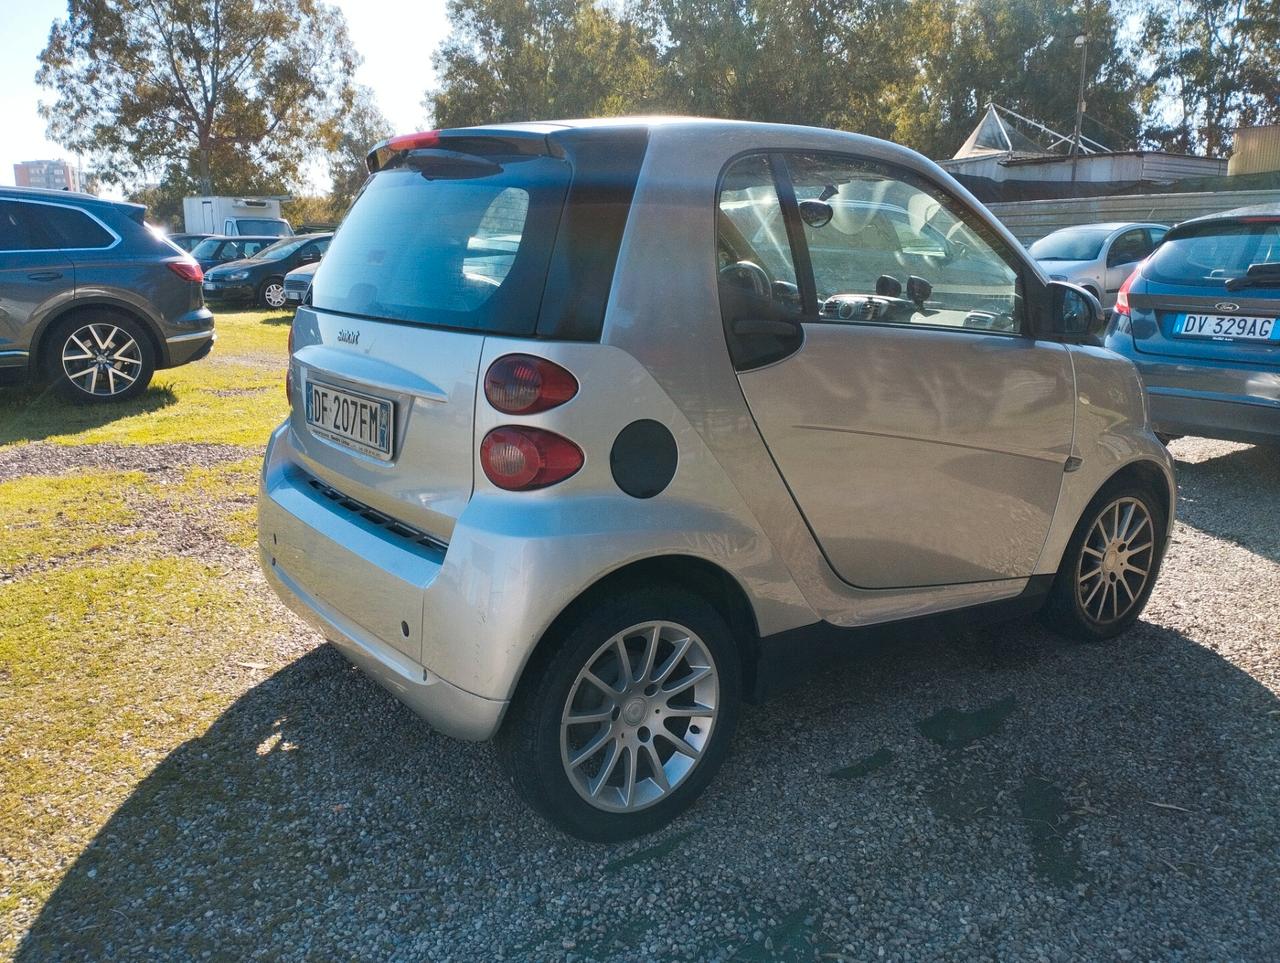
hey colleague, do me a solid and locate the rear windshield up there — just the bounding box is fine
[1145,221,1280,287]
[311,153,571,334]
[1028,228,1110,261]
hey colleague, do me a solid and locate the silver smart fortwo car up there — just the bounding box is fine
[259,119,1175,841]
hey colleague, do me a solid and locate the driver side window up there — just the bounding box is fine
[785,152,1023,334]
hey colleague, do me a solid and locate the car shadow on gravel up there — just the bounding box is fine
[18,609,1280,961]
[1171,441,1280,564]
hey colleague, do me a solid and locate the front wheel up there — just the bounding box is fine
[259,276,287,309]
[497,586,741,842]
[1042,480,1167,642]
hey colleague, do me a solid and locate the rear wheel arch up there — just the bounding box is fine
[1097,458,1173,524]
[34,300,166,373]
[504,554,762,723]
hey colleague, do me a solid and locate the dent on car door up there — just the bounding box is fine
[718,151,1075,590]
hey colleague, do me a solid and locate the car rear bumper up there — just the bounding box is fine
[1146,389,1280,444]
[1104,332,1280,443]
[257,426,508,741]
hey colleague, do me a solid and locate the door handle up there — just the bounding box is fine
[26,271,63,281]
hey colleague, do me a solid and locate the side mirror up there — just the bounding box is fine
[1046,280,1104,339]
[798,199,833,228]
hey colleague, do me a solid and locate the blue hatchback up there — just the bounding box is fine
[1104,204,1280,445]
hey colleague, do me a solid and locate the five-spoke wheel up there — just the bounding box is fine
[260,277,287,309]
[47,312,155,403]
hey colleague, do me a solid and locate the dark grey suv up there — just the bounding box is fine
[0,187,214,403]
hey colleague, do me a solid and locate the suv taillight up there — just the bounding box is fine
[480,427,583,491]
[484,355,578,414]
[167,259,203,283]
[1113,267,1139,317]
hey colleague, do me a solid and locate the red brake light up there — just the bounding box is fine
[1113,267,1139,317]
[167,259,203,283]
[484,354,578,414]
[480,427,583,491]
[387,130,442,152]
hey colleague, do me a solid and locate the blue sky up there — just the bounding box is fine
[0,0,453,189]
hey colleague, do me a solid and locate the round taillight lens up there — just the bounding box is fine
[480,427,583,491]
[484,354,578,415]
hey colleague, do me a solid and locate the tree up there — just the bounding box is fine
[1136,0,1280,155]
[38,0,358,196]
[324,85,393,214]
[886,0,1140,159]
[427,0,661,128]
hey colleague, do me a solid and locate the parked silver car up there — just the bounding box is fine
[1030,222,1168,308]
[259,119,1175,841]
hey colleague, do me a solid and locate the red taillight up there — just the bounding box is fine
[387,130,442,152]
[167,258,203,283]
[484,354,578,414]
[480,427,583,491]
[1113,267,1139,317]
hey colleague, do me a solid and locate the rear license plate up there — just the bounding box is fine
[1174,313,1278,342]
[304,380,394,460]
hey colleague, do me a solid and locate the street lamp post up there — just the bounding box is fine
[1070,31,1088,185]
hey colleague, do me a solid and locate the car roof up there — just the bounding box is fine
[0,184,146,218]
[1043,222,1166,234]
[201,234,281,242]
[1173,202,1280,229]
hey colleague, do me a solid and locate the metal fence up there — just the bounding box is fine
[987,188,1280,244]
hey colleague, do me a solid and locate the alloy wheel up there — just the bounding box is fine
[61,323,143,398]
[263,282,287,309]
[560,620,719,813]
[1075,496,1155,624]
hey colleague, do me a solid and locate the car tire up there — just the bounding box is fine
[497,585,742,842]
[45,311,156,404]
[259,276,287,310]
[1041,477,1167,643]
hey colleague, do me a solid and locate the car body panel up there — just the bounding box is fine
[259,118,1175,741]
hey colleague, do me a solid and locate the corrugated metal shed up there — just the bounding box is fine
[1229,126,1280,176]
[987,188,1280,245]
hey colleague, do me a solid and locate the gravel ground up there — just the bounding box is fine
[0,442,252,483]
[13,436,1280,962]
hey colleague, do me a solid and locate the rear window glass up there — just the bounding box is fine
[1028,228,1109,261]
[41,204,115,248]
[1145,222,1280,287]
[311,154,571,334]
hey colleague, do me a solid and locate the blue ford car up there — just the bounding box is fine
[1104,204,1280,445]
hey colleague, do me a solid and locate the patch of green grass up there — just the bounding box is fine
[0,471,147,572]
[171,456,264,547]
[0,308,290,448]
[0,557,278,946]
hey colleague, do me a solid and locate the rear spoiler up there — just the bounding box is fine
[366,128,553,174]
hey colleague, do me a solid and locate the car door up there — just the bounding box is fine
[0,200,75,360]
[1104,228,1149,304]
[717,151,1075,590]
